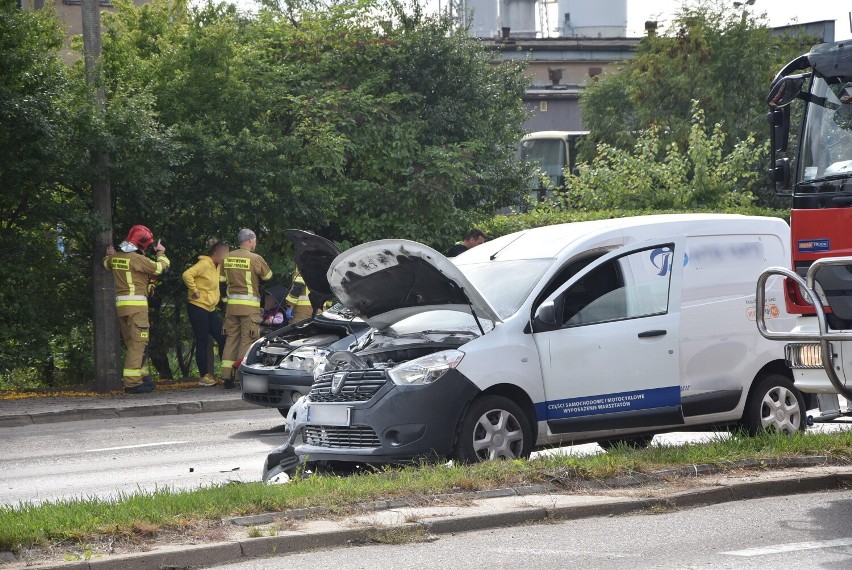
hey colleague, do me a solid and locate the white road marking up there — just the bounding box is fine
[85,441,188,452]
[724,537,852,557]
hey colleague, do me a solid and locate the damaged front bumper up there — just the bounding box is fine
[262,369,479,477]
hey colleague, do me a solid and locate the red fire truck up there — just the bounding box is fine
[756,41,852,422]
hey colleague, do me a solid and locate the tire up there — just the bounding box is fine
[597,434,654,451]
[741,374,806,436]
[453,395,533,463]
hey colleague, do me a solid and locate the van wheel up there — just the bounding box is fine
[453,396,533,463]
[597,435,654,451]
[741,374,805,436]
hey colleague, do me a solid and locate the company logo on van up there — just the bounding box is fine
[650,247,688,276]
[797,239,830,253]
[331,372,347,395]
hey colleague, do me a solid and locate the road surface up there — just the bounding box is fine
[212,488,852,569]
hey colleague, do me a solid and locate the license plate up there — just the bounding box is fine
[242,374,268,394]
[307,405,350,427]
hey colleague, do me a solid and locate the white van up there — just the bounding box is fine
[273,215,803,468]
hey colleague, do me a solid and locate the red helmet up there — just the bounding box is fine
[125,225,154,250]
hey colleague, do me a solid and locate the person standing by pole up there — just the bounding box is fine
[220,229,273,389]
[183,241,229,386]
[103,225,170,394]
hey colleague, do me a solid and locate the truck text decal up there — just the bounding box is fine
[798,239,830,253]
[534,385,681,421]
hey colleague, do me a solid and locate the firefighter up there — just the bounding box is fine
[285,269,313,323]
[221,229,273,389]
[103,225,170,394]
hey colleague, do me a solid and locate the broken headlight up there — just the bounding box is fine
[278,346,329,373]
[388,350,465,386]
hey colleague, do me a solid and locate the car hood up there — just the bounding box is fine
[327,239,502,330]
[283,229,341,297]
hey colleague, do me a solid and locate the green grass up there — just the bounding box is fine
[2,429,851,552]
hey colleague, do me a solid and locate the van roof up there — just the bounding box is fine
[456,214,788,264]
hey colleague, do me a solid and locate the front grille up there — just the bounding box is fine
[310,370,388,403]
[242,390,285,405]
[304,425,381,448]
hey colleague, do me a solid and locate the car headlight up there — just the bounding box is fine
[278,347,328,373]
[388,350,465,386]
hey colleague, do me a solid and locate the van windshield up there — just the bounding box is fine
[456,259,553,319]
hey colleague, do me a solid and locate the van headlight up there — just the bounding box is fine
[278,347,328,373]
[389,350,465,386]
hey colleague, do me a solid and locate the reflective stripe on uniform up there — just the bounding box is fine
[228,299,260,307]
[221,360,236,369]
[116,295,147,307]
[262,270,273,281]
[123,368,143,377]
[126,271,135,296]
[154,255,170,275]
[229,294,260,302]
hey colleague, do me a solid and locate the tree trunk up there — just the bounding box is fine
[82,0,121,392]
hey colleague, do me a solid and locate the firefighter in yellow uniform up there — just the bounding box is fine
[102,225,170,394]
[221,229,273,389]
[285,270,314,323]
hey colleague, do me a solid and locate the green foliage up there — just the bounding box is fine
[0,0,91,379]
[564,103,767,210]
[80,0,528,379]
[579,0,813,193]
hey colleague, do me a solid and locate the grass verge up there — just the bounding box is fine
[2,429,851,552]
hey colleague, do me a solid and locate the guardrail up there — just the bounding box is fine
[756,257,852,400]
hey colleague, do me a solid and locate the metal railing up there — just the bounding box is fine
[756,257,852,400]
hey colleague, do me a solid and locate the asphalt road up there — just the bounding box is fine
[0,407,846,506]
[0,408,284,505]
[213,489,852,570]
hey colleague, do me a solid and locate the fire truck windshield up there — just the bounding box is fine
[799,76,852,188]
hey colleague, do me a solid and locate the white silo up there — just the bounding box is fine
[502,0,538,38]
[556,0,627,38]
[465,0,500,38]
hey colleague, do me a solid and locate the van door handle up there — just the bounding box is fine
[638,330,667,338]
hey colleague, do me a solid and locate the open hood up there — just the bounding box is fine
[283,230,341,297]
[327,239,502,330]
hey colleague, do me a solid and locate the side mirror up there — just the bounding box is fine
[534,300,559,326]
[767,73,808,108]
[768,106,791,153]
[770,157,791,191]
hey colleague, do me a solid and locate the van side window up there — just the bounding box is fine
[560,246,673,327]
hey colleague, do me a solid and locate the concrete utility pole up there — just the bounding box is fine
[81,0,121,392]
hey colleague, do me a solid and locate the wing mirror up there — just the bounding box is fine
[534,300,559,326]
[767,73,808,108]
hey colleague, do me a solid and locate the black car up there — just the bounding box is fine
[239,230,370,415]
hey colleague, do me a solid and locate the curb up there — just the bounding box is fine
[23,464,852,570]
[0,398,256,428]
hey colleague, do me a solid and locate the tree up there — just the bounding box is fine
[0,0,92,382]
[90,0,529,378]
[564,103,765,211]
[580,0,812,169]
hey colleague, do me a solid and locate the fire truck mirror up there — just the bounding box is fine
[768,106,791,153]
[770,157,791,191]
[767,74,807,108]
